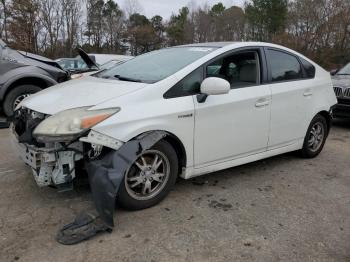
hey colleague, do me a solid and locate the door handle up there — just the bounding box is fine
[303,89,313,97]
[255,98,270,107]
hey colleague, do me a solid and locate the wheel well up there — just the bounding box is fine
[317,110,331,135]
[4,77,49,100]
[163,134,187,175]
[132,131,187,175]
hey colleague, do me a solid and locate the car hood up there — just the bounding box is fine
[332,75,350,88]
[18,51,64,70]
[77,48,99,69]
[20,76,147,115]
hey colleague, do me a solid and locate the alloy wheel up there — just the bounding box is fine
[307,122,325,152]
[125,150,170,201]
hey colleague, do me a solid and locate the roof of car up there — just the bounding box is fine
[180,42,237,48]
[55,58,79,61]
[179,41,296,49]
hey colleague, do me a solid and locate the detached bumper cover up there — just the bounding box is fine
[57,130,167,245]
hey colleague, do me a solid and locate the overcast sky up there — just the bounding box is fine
[120,0,246,19]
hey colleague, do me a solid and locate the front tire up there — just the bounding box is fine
[117,140,178,210]
[3,85,42,117]
[300,114,328,158]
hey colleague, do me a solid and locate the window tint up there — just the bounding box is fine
[164,67,203,98]
[268,50,302,82]
[300,58,315,78]
[206,51,259,89]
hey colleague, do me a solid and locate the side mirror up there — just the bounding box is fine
[330,69,338,76]
[197,77,230,103]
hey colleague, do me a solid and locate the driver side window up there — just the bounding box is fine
[206,51,261,89]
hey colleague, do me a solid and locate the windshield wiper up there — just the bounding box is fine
[337,73,350,75]
[114,75,142,82]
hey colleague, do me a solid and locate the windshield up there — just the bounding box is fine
[100,60,123,70]
[95,47,217,83]
[337,63,350,75]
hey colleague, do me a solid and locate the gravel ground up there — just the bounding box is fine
[0,120,349,262]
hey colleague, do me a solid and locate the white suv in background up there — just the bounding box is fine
[12,42,336,213]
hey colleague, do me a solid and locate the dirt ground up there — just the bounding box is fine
[0,120,349,262]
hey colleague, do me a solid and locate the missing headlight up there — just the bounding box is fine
[12,108,46,146]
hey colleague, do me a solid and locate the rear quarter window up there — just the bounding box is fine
[300,58,316,78]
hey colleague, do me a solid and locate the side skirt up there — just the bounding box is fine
[181,140,303,180]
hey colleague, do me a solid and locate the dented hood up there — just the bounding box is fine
[19,51,63,69]
[20,76,147,115]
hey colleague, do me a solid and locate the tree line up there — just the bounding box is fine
[0,0,349,69]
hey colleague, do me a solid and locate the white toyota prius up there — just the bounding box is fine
[12,42,337,212]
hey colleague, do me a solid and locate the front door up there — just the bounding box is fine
[194,49,271,167]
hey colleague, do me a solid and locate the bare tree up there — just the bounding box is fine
[284,0,350,67]
[123,0,144,17]
[8,0,41,53]
[103,0,124,53]
[60,0,81,57]
[1,0,348,68]
[222,6,245,41]
[192,5,211,42]
[0,0,10,41]
[86,0,104,50]
[39,0,63,57]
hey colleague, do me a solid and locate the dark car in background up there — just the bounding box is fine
[55,57,90,72]
[56,50,133,74]
[332,62,350,118]
[0,39,70,117]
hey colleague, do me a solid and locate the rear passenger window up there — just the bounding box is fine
[268,49,303,82]
[300,58,315,78]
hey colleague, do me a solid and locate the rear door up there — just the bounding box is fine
[265,48,314,149]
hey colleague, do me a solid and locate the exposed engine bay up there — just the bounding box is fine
[12,108,86,190]
[11,108,120,189]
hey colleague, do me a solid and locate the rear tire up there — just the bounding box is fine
[300,114,328,158]
[3,85,42,117]
[117,140,178,211]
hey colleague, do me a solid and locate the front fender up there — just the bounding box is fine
[92,119,194,168]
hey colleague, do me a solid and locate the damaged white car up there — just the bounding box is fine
[12,42,336,235]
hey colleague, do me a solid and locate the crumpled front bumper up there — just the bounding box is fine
[10,128,83,187]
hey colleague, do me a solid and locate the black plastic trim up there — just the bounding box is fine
[196,93,208,103]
